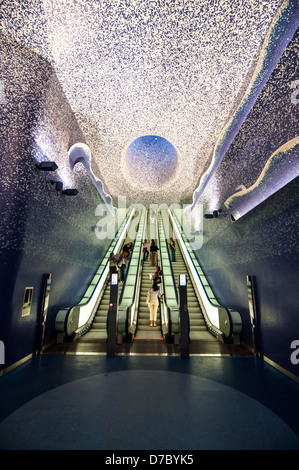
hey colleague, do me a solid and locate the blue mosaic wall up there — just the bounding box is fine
[0,34,112,370]
[0,0,283,206]
[194,28,299,378]
[0,1,298,376]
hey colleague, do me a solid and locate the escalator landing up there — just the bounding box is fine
[47,318,253,356]
[46,335,253,357]
[117,340,180,356]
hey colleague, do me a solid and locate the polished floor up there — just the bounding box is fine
[0,353,298,451]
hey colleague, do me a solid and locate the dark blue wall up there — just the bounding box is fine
[1,24,298,382]
[1,249,97,368]
[0,35,111,372]
[194,27,299,379]
[196,177,299,378]
[0,161,111,372]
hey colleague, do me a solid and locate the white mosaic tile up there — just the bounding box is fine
[0,0,283,207]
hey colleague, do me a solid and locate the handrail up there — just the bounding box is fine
[117,209,146,340]
[159,210,178,302]
[169,209,242,341]
[118,213,141,305]
[55,208,135,338]
[157,210,179,338]
[156,211,167,337]
[170,209,229,337]
[127,209,149,339]
[151,209,167,339]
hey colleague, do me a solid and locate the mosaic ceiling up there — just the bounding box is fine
[0,0,298,209]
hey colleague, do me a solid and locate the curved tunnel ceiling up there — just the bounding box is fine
[1,0,297,206]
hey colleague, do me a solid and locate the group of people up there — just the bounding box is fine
[107,241,133,283]
[144,237,176,327]
[107,237,176,328]
[142,237,176,265]
[146,266,163,327]
[142,239,159,266]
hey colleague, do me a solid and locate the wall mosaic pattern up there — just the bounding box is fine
[188,0,299,214]
[0,0,298,376]
[0,0,298,260]
[1,0,291,208]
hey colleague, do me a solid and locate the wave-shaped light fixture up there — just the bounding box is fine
[224,137,299,221]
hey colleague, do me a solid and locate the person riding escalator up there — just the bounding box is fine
[149,239,159,266]
[151,266,162,288]
[146,283,164,327]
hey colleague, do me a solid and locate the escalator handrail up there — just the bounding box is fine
[169,209,237,339]
[128,209,149,337]
[118,210,146,337]
[154,210,169,338]
[159,210,178,303]
[118,211,142,305]
[56,209,135,336]
[157,209,180,337]
[170,209,229,311]
[118,209,145,309]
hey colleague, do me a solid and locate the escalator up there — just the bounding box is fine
[134,256,162,340]
[133,211,163,341]
[127,210,177,355]
[79,209,143,350]
[51,208,141,354]
[49,206,246,357]
[88,279,110,340]
[128,208,224,356]
[164,216,214,343]
[166,208,248,355]
[159,209,218,350]
[79,232,136,345]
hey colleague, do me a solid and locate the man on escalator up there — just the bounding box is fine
[149,239,159,267]
[151,266,162,287]
[107,252,117,281]
[114,251,126,282]
[168,237,176,262]
[122,241,133,259]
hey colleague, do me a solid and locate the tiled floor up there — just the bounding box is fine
[0,353,298,450]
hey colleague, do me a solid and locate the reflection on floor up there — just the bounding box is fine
[46,330,254,357]
[0,354,298,450]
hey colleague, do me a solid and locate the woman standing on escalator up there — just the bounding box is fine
[146,284,164,327]
[142,239,149,261]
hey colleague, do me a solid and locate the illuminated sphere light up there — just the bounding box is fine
[125,136,177,189]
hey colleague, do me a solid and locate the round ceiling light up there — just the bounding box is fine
[125,135,178,189]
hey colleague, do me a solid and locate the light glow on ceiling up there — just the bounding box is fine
[125,135,178,189]
[224,136,299,221]
[0,0,285,205]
